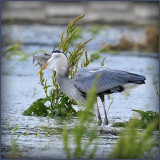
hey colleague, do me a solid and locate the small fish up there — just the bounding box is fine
[33,53,51,67]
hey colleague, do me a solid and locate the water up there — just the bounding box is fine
[1,24,159,159]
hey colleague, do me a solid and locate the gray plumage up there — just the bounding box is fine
[34,51,146,125]
[73,67,145,95]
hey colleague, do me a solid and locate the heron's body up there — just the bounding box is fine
[34,51,146,125]
[73,67,145,95]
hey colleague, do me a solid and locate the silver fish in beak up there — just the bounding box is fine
[33,53,51,67]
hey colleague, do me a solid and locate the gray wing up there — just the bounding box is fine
[72,67,146,94]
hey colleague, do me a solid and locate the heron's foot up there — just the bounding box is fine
[104,118,109,125]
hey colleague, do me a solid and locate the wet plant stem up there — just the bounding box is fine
[40,71,48,97]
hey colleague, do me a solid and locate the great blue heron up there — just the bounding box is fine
[34,50,146,125]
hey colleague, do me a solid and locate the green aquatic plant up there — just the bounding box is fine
[1,121,20,158]
[100,47,118,55]
[71,26,83,42]
[88,25,107,37]
[24,14,92,117]
[90,51,101,62]
[62,76,99,159]
[132,110,159,129]
[109,118,159,159]
[10,125,22,159]
[90,47,117,62]
[112,110,159,129]
[101,56,107,66]
[112,122,127,128]
[23,98,50,116]
[2,43,32,63]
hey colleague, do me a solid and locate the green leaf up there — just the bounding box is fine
[6,44,21,52]
[90,52,101,62]
[13,124,19,132]
[112,122,127,127]
[19,54,31,62]
[17,133,22,138]
[101,56,107,66]
[23,98,50,116]
[132,110,159,129]
[109,118,159,159]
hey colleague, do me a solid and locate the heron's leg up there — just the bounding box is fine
[96,98,102,125]
[100,95,108,125]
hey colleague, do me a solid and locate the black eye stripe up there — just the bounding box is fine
[43,53,51,56]
[52,50,67,58]
[52,50,61,53]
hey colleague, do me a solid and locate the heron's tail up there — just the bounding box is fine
[128,73,146,84]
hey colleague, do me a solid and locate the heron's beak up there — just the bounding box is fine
[36,62,48,76]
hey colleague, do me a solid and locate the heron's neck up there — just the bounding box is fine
[56,74,75,97]
[56,74,71,92]
[56,74,85,105]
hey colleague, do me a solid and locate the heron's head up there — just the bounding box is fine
[36,50,69,76]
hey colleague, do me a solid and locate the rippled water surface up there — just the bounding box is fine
[1,25,159,159]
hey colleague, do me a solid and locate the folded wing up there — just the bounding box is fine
[72,67,146,94]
